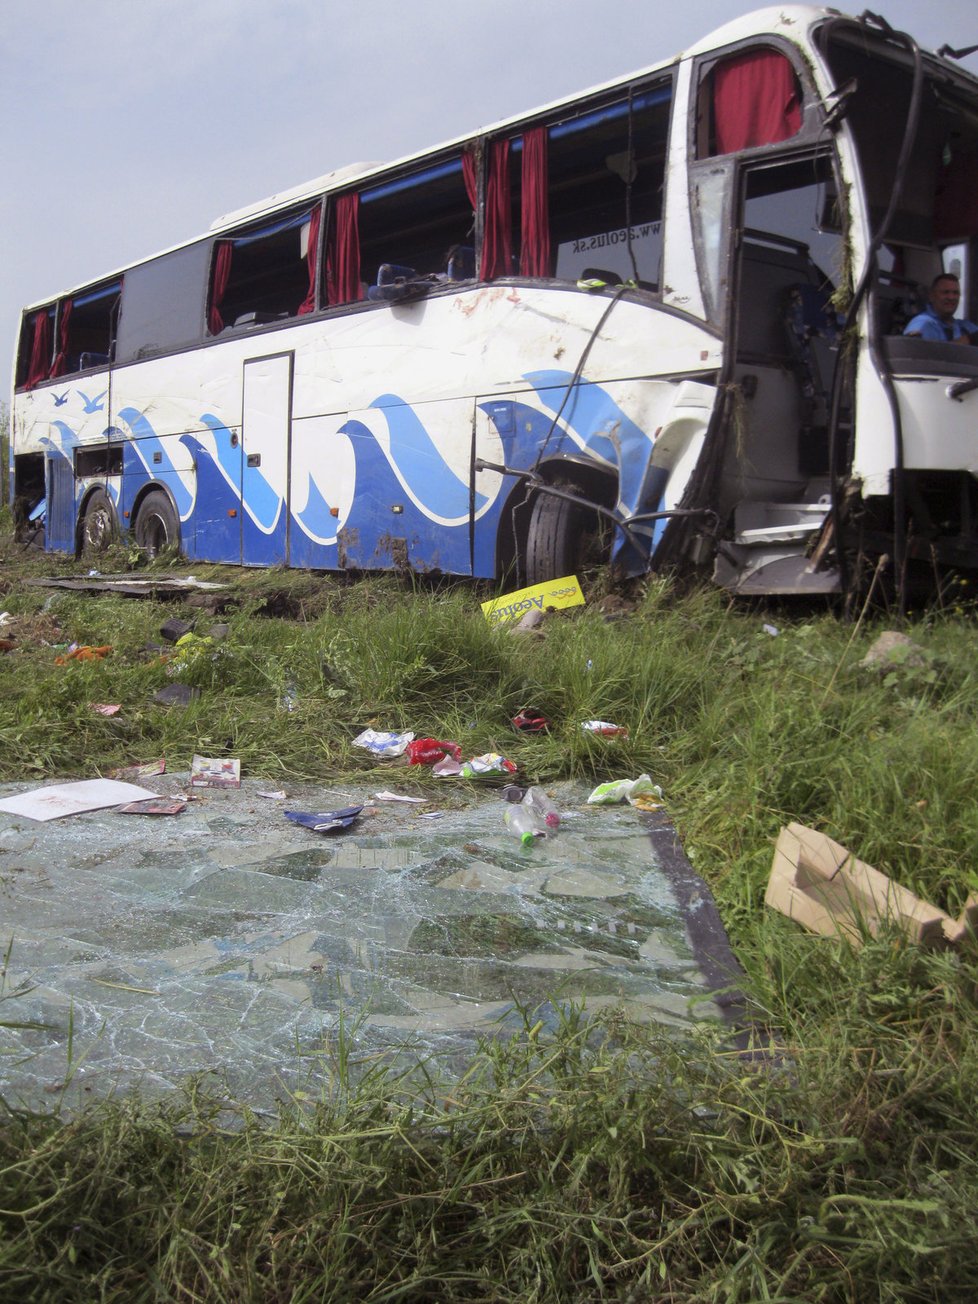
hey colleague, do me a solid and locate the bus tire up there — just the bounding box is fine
[524,486,606,584]
[134,490,180,558]
[80,489,117,556]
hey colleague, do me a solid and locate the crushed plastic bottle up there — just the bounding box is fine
[504,804,546,846]
[522,785,560,830]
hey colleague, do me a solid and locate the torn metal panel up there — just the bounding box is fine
[25,574,227,597]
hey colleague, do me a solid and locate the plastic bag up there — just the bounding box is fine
[406,739,462,766]
[352,728,415,757]
[587,774,663,806]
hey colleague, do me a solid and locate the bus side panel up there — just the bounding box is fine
[333,397,476,574]
[287,412,349,569]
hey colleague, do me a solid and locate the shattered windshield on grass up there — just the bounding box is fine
[0,779,738,1111]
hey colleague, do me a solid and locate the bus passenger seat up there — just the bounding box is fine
[447,246,476,280]
[367,264,420,301]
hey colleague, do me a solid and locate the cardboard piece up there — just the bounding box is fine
[766,823,977,949]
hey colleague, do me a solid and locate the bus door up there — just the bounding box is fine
[719,153,846,581]
[240,352,293,566]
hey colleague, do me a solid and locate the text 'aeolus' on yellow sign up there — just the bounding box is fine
[481,575,585,625]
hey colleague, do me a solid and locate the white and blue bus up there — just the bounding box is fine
[10,5,978,600]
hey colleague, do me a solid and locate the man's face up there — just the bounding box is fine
[931,278,961,320]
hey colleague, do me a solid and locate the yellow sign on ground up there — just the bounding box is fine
[481,575,585,625]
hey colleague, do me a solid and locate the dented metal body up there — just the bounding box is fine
[11,7,978,599]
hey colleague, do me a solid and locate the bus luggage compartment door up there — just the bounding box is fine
[241,353,293,567]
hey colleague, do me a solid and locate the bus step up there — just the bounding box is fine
[732,499,830,547]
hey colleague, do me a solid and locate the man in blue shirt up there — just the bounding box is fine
[904,273,976,344]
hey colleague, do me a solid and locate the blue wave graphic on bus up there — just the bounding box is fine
[336,418,472,571]
[294,474,337,542]
[48,420,80,456]
[524,372,648,476]
[116,407,194,519]
[199,415,282,533]
[368,397,488,519]
[179,431,285,562]
[487,375,669,571]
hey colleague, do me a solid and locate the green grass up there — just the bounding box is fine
[2,531,978,1301]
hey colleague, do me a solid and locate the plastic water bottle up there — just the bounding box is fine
[504,804,546,846]
[523,786,560,831]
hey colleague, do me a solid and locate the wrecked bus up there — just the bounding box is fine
[10,6,978,604]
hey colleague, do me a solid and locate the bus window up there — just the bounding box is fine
[358,158,473,294]
[544,86,670,287]
[50,280,122,377]
[15,303,55,389]
[115,241,213,363]
[698,48,803,158]
[208,203,320,333]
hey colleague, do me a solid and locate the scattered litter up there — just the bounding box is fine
[256,789,287,800]
[461,753,518,778]
[352,728,415,757]
[108,758,166,780]
[0,612,11,627]
[168,632,215,671]
[54,643,113,665]
[587,774,663,806]
[417,811,445,820]
[0,778,157,822]
[481,574,585,626]
[190,755,241,788]
[374,791,427,804]
[160,618,194,643]
[763,624,780,637]
[523,785,561,830]
[118,798,188,816]
[285,805,363,834]
[581,720,630,738]
[153,683,199,708]
[0,638,17,653]
[504,803,546,845]
[500,784,526,803]
[407,739,462,766]
[90,703,121,716]
[767,823,978,949]
[511,708,550,733]
[433,756,462,777]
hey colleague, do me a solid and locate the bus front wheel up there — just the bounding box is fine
[80,489,117,556]
[524,486,608,584]
[134,491,180,558]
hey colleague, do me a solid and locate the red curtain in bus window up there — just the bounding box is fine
[50,298,73,379]
[520,126,550,277]
[935,149,978,239]
[713,50,802,154]
[298,204,323,315]
[326,194,362,305]
[462,146,480,273]
[24,310,52,389]
[482,139,512,280]
[208,241,233,334]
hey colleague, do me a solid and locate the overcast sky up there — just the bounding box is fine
[3,0,977,392]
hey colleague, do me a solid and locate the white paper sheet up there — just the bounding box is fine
[0,779,157,822]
